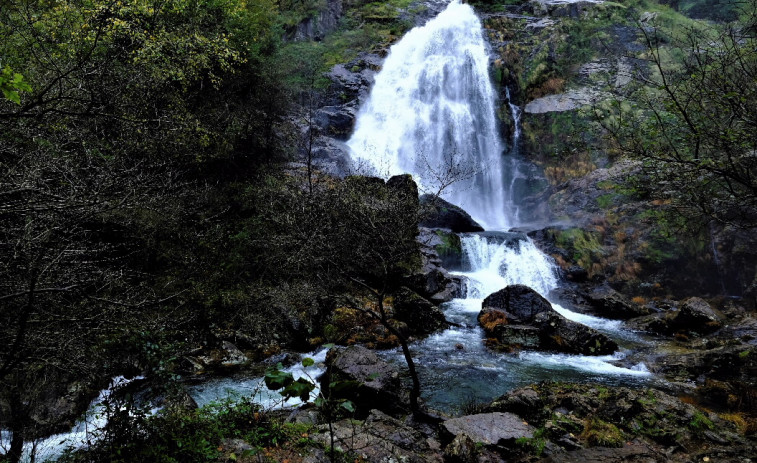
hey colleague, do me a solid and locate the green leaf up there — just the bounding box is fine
[301,357,315,367]
[264,366,294,391]
[340,400,355,413]
[282,377,316,402]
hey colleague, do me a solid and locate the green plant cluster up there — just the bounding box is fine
[59,397,314,463]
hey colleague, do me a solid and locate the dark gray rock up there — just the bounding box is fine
[673,297,722,333]
[412,228,463,302]
[288,0,343,41]
[443,433,478,463]
[312,409,442,462]
[482,284,553,324]
[479,285,618,355]
[442,412,535,446]
[313,104,356,139]
[322,346,406,415]
[419,195,484,232]
[392,287,448,335]
[586,285,650,320]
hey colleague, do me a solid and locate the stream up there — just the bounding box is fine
[7,1,656,459]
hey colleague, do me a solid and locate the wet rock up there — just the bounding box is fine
[419,195,485,232]
[442,412,535,446]
[648,344,757,385]
[625,312,671,335]
[392,287,449,335]
[313,104,356,139]
[419,227,465,271]
[672,297,722,333]
[586,285,650,319]
[411,228,462,303]
[322,346,407,415]
[482,284,553,323]
[479,285,618,355]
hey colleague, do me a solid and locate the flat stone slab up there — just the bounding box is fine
[443,412,535,445]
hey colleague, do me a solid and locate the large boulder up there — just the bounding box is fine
[441,412,535,446]
[479,285,618,355]
[586,285,650,319]
[392,287,448,335]
[321,346,407,416]
[481,284,553,324]
[311,409,442,462]
[672,297,722,333]
[419,195,484,233]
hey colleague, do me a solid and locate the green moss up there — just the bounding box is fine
[515,428,548,456]
[582,417,625,447]
[596,193,617,209]
[689,411,715,433]
[556,228,604,273]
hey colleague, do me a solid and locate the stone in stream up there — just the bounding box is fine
[478,284,618,355]
[320,345,408,416]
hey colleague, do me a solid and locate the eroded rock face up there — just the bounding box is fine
[288,0,343,41]
[479,285,618,355]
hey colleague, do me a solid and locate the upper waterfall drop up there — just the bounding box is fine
[347,0,510,230]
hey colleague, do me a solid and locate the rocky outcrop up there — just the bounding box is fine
[419,195,484,232]
[479,285,618,355]
[487,382,755,461]
[441,412,535,445]
[392,287,448,335]
[524,88,607,114]
[321,346,407,416]
[287,0,343,41]
[586,285,650,319]
[673,297,722,333]
[183,341,250,373]
[311,409,444,463]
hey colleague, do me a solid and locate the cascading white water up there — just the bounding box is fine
[349,0,650,411]
[347,1,509,230]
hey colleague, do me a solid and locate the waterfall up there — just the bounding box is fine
[346,1,649,411]
[347,0,509,230]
